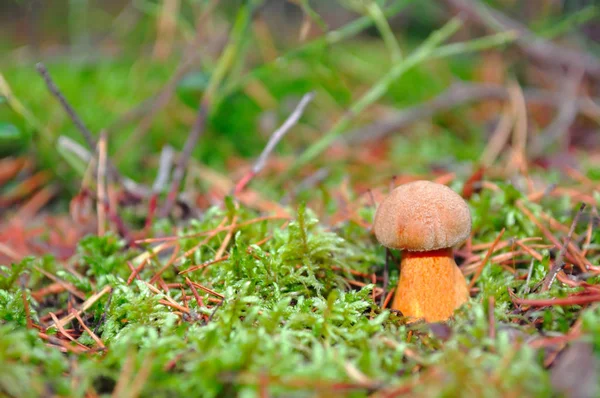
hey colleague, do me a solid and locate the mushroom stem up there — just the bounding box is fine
[392,248,469,322]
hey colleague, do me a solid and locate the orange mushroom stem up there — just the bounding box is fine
[392,248,469,322]
[374,180,472,322]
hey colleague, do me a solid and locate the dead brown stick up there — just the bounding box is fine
[97,133,108,236]
[345,82,599,143]
[48,286,112,330]
[33,266,86,300]
[185,277,205,308]
[35,63,122,183]
[233,92,315,195]
[512,293,600,307]
[36,63,96,150]
[72,309,105,349]
[542,203,586,291]
[443,0,600,80]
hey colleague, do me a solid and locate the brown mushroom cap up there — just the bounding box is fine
[373,180,471,251]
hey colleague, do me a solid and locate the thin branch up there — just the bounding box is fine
[36,63,122,183]
[542,203,586,291]
[234,92,315,195]
[36,63,96,149]
[345,82,599,143]
[443,0,600,80]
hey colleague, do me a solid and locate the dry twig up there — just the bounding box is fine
[346,82,599,143]
[36,63,121,183]
[234,92,315,195]
[468,228,506,290]
[542,204,586,291]
[96,133,108,236]
[443,0,600,79]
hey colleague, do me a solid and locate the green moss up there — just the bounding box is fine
[1,1,598,396]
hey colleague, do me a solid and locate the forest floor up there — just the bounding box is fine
[1,1,599,397]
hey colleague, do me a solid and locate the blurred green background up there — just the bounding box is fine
[1,0,599,197]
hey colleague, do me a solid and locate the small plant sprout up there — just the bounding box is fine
[374,180,471,322]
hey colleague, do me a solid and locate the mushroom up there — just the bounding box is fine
[373,180,471,322]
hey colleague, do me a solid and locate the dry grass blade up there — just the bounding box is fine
[127,241,178,283]
[175,217,227,263]
[529,68,583,157]
[516,201,588,271]
[48,286,112,330]
[72,309,105,349]
[38,331,88,354]
[33,266,86,300]
[137,215,289,243]
[48,312,89,351]
[180,234,273,275]
[149,243,181,284]
[144,281,191,313]
[179,256,229,275]
[506,82,528,175]
[96,133,108,236]
[468,228,506,289]
[214,213,239,260]
[512,293,600,307]
[542,203,586,291]
[188,280,224,299]
[346,82,599,145]
[185,277,205,308]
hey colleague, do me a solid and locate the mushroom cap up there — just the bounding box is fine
[373,180,471,251]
